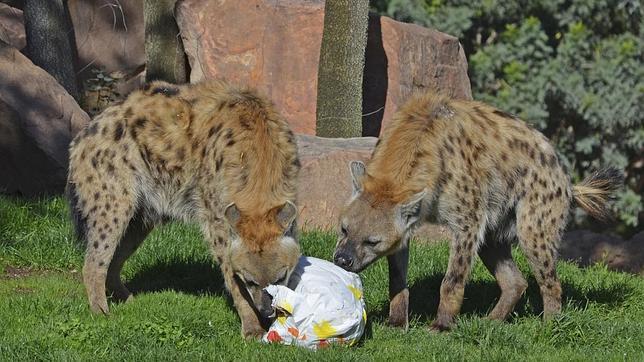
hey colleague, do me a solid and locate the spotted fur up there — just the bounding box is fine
[334,92,622,331]
[66,80,301,338]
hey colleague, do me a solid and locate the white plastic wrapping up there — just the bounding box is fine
[262,256,367,349]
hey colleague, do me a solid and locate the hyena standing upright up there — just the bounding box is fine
[333,92,622,331]
[66,80,301,338]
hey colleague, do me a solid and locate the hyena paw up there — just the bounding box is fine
[108,286,132,303]
[429,319,453,333]
[241,322,265,340]
[388,313,409,331]
[89,296,110,315]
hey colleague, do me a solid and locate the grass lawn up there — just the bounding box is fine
[1,195,643,361]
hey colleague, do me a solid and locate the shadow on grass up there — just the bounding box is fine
[124,260,274,330]
[368,273,637,325]
[126,260,226,297]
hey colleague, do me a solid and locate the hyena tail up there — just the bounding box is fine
[572,167,623,221]
[65,180,88,246]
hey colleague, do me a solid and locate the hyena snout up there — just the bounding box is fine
[333,250,355,270]
[258,290,275,319]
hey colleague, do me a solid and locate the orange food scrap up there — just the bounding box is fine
[287,327,299,338]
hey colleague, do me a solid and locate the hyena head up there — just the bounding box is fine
[225,201,300,318]
[334,161,426,273]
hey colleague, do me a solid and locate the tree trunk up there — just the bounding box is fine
[315,0,369,138]
[143,0,187,83]
[22,0,80,101]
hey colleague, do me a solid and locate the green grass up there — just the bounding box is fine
[1,195,643,361]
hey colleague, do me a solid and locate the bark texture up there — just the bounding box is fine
[316,0,369,138]
[23,0,80,100]
[143,0,187,83]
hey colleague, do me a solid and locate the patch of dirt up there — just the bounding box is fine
[1,265,34,279]
[13,286,34,294]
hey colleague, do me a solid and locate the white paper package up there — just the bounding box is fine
[262,256,367,349]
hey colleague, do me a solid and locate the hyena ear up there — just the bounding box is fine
[224,203,241,228]
[398,190,427,229]
[349,160,366,197]
[276,201,297,230]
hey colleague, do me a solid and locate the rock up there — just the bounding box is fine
[67,0,145,79]
[177,0,471,136]
[0,42,90,195]
[0,100,67,194]
[0,1,146,107]
[0,1,145,80]
[560,230,644,275]
[363,16,471,135]
[0,4,25,50]
[295,135,376,230]
[295,135,450,241]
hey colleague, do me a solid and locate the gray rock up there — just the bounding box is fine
[0,42,90,195]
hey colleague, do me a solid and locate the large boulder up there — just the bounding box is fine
[177,0,471,136]
[0,42,90,195]
[0,1,146,115]
[67,0,145,80]
[295,135,376,230]
[295,135,450,241]
[560,230,644,275]
[0,3,24,50]
[0,1,145,79]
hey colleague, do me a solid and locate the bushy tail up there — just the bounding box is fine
[572,168,623,221]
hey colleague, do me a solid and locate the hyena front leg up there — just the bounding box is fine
[203,218,264,339]
[388,246,410,331]
[431,223,481,332]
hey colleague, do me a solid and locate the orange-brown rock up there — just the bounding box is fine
[177,0,471,136]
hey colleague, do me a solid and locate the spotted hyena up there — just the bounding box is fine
[66,80,301,338]
[333,92,622,331]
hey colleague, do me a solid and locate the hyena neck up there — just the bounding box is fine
[364,93,452,206]
[220,103,298,214]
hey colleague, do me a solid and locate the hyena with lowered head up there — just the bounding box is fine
[66,80,301,338]
[333,92,622,331]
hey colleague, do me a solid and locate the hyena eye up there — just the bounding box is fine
[364,237,381,246]
[273,272,287,285]
[246,279,259,287]
[340,225,348,237]
[238,273,258,287]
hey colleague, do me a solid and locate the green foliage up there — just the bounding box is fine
[371,0,643,231]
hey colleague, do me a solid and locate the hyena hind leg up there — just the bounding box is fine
[106,215,152,303]
[82,198,137,314]
[516,200,566,319]
[478,241,528,321]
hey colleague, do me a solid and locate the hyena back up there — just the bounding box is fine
[334,92,622,331]
[66,80,301,338]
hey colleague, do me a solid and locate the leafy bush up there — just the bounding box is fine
[371,0,643,232]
